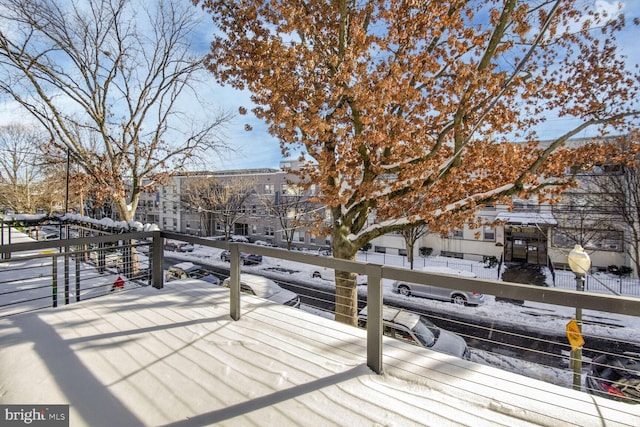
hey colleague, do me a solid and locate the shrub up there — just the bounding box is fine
[419,247,433,257]
[608,265,633,277]
[618,266,633,277]
[483,255,498,268]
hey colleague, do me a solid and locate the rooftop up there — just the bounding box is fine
[1,278,638,427]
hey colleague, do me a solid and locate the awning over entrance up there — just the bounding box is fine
[496,212,557,226]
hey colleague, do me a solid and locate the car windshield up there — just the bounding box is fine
[187,269,208,279]
[411,317,440,348]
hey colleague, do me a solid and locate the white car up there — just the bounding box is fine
[392,266,484,306]
[311,267,367,286]
[358,305,470,360]
[89,249,122,268]
[164,240,194,252]
[166,262,220,285]
[222,274,300,308]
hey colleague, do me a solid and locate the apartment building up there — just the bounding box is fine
[134,162,331,250]
[369,137,634,275]
[132,151,634,275]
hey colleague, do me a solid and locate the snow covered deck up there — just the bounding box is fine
[1,279,638,427]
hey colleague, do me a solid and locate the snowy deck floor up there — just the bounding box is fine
[1,279,638,427]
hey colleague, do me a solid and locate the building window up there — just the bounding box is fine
[265,226,274,236]
[553,228,623,251]
[483,226,495,241]
[280,184,300,196]
[449,229,463,239]
[264,184,274,195]
[375,246,386,253]
[441,251,464,259]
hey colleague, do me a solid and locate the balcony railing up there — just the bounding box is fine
[1,227,640,407]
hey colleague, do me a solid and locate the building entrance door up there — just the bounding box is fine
[511,239,528,262]
[504,226,548,265]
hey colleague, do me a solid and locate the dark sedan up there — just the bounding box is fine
[220,250,263,265]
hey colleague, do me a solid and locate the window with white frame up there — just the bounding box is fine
[281,183,302,195]
[553,228,623,251]
[483,226,495,241]
[449,229,463,239]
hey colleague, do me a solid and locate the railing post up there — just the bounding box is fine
[51,253,58,308]
[230,243,241,321]
[365,263,384,374]
[64,245,70,305]
[75,255,81,302]
[151,230,164,289]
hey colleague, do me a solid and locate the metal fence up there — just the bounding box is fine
[2,227,640,407]
[358,251,501,279]
[552,270,640,296]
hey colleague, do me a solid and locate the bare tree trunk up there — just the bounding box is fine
[334,270,358,325]
[333,230,359,325]
[407,240,415,270]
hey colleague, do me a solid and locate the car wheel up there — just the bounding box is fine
[452,294,467,305]
[397,285,411,296]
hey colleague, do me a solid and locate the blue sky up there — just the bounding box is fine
[194,0,640,170]
[1,0,638,172]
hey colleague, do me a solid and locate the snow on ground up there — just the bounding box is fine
[2,228,639,393]
[163,241,640,391]
[4,278,637,427]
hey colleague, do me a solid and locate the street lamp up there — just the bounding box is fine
[568,244,591,391]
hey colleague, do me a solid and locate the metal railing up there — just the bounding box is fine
[1,228,640,406]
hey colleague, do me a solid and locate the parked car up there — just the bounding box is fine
[89,249,123,268]
[222,274,300,308]
[358,306,470,360]
[32,226,60,240]
[220,250,263,265]
[586,353,640,404]
[392,266,485,306]
[166,262,220,285]
[38,232,60,241]
[317,246,333,256]
[311,267,367,285]
[253,240,278,247]
[164,240,194,252]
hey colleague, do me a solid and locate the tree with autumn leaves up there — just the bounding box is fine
[196,0,639,324]
[0,0,231,222]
